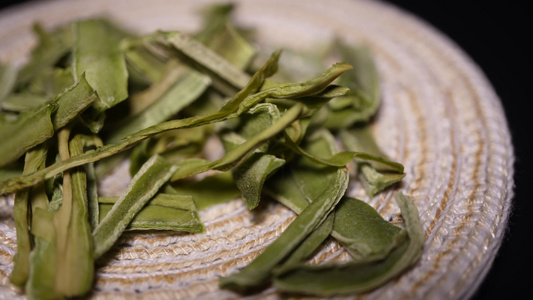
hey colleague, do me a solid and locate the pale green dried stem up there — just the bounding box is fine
[126,60,189,115]
[169,102,303,181]
[53,129,71,245]
[86,162,99,231]
[10,144,48,287]
[51,132,95,296]
[26,208,58,300]
[106,68,210,144]
[159,31,251,93]
[282,131,404,171]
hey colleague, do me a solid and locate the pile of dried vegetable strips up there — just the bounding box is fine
[0,4,423,299]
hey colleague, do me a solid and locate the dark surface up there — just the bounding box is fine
[1,0,530,299]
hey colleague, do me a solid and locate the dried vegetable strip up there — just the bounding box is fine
[0,5,424,299]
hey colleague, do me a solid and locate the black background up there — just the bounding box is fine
[0,0,530,299]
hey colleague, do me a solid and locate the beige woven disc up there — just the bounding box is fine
[0,0,514,299]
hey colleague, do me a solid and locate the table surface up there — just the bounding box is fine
[0,0,530,299]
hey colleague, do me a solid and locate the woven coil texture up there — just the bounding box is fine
[0,0,514,299]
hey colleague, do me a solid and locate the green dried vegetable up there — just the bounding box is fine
[272,194,424,296]
[105,67,210,144]
[68,134,103,231]
[340,127,405,197]
[182,88,226,117]
[0,73,97,167]
[4,67,75,112]
[0,57,350,194]
[0,103,54,168]
[99,193,203,233]
[124,59,191,116]
[122,40,168,87]
[265,130,405,261]
[72,19,129,113]
[27,208,58,300]
[10,144,48,287]
[26,177,64,299]
[15,23,72,88]
[86,161,100,231]
[323,43,381,129]
[332,197,407,260]
[168,103,304,182]
[128,127,208,176]
[0,163,21,182]
[171,172,240,210]
[52,130,94,297]
[219,168,349,292]
[156,31,251,94]
[0,63,17,103]
[194,4,255,70]
[51,73,99,129]
[232,153,285,209]
[193,4,235,45]
[221,103,285,209]
[282,130,404,170]
[1,93,49,112]
[273,213,335,275]
[92,155,178,258]
[0,5,424,299]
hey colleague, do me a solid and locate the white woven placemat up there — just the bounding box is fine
[0,0,514,299]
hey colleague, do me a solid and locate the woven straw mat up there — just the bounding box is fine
[0,0,514,299]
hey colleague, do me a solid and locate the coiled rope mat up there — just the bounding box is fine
[0,0,514,299]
